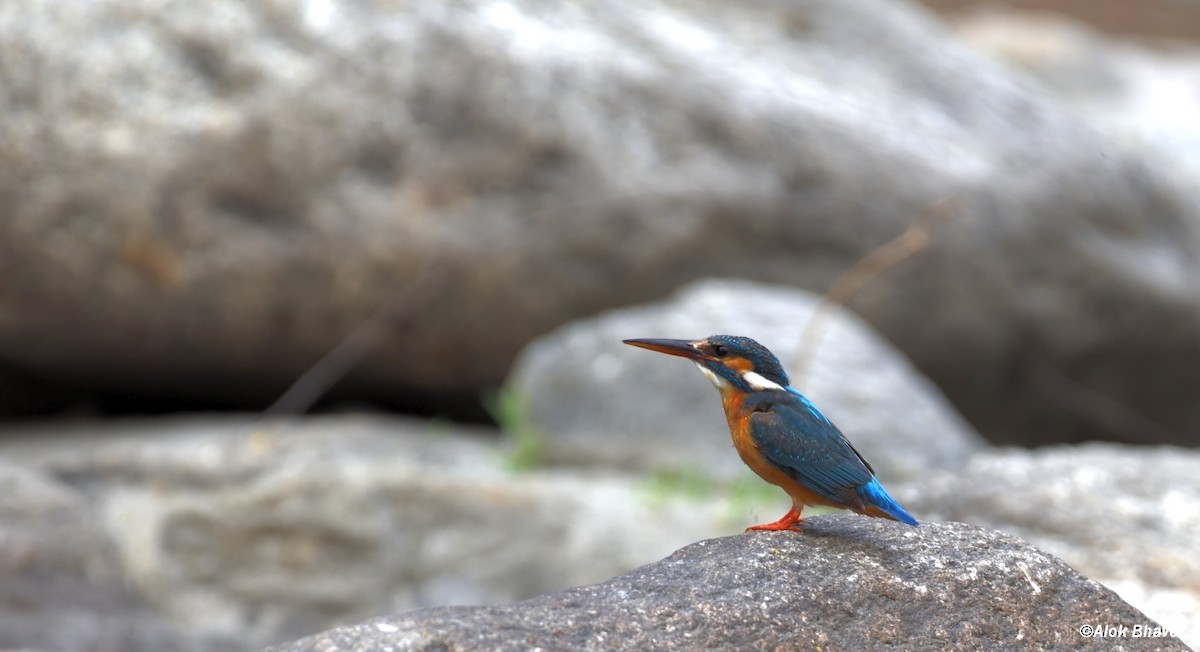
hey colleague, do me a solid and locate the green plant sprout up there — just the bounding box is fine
[484,386,544,472]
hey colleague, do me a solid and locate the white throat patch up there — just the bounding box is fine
[742,371,785,391]
[694,364,785,392]
[695,363,729,389]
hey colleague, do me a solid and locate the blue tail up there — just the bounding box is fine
[858,478,919,526]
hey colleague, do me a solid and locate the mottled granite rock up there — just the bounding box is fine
[265,517,1187,651]
[900,442,1200,646]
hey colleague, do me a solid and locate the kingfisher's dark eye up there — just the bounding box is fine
[712,344,728,358]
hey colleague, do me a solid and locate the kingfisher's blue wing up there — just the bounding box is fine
[746,390,874,508]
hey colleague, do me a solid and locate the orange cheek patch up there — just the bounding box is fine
[727,356,753,373]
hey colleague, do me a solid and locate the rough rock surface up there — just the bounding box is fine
[2,0,1199,448]
[509,278,986,483]
[1,415,734,649]
[0,461,232,652]
[898,442,1200,647]
[264,517,1188,652]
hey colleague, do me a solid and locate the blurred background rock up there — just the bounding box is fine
[1,0,1197,649]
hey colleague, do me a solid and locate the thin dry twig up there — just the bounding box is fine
[263,262,451,416]
[791,198,959,385]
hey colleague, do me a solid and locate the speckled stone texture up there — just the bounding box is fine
[264,517,1187,652]
[900,442,1200,646]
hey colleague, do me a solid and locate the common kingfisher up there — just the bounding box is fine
[624,335,918,532]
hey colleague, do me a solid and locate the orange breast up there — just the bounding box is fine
[718,388,851,511]
[720,389,795,490]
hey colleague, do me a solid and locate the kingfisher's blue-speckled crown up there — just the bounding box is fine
[699,335,790,389]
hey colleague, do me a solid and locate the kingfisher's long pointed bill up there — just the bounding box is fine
[622,338,708,360]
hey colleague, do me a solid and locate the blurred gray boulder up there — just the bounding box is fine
[0,461,232,652]
[951,9,1200,190]
[509,279,987,484]
[3,414,734,649]
[2,0,1199,448]
[265,518,1188,652]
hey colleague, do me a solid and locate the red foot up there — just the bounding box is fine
[746,506,804,532]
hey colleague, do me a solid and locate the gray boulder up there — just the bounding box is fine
[263,517,1188,652]
[3,0,1199,448]
[899,442,1200,647]
[0,461,231,652]
[2,414,734,648]
[950,9,1200,188]
[508,279,987,483]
